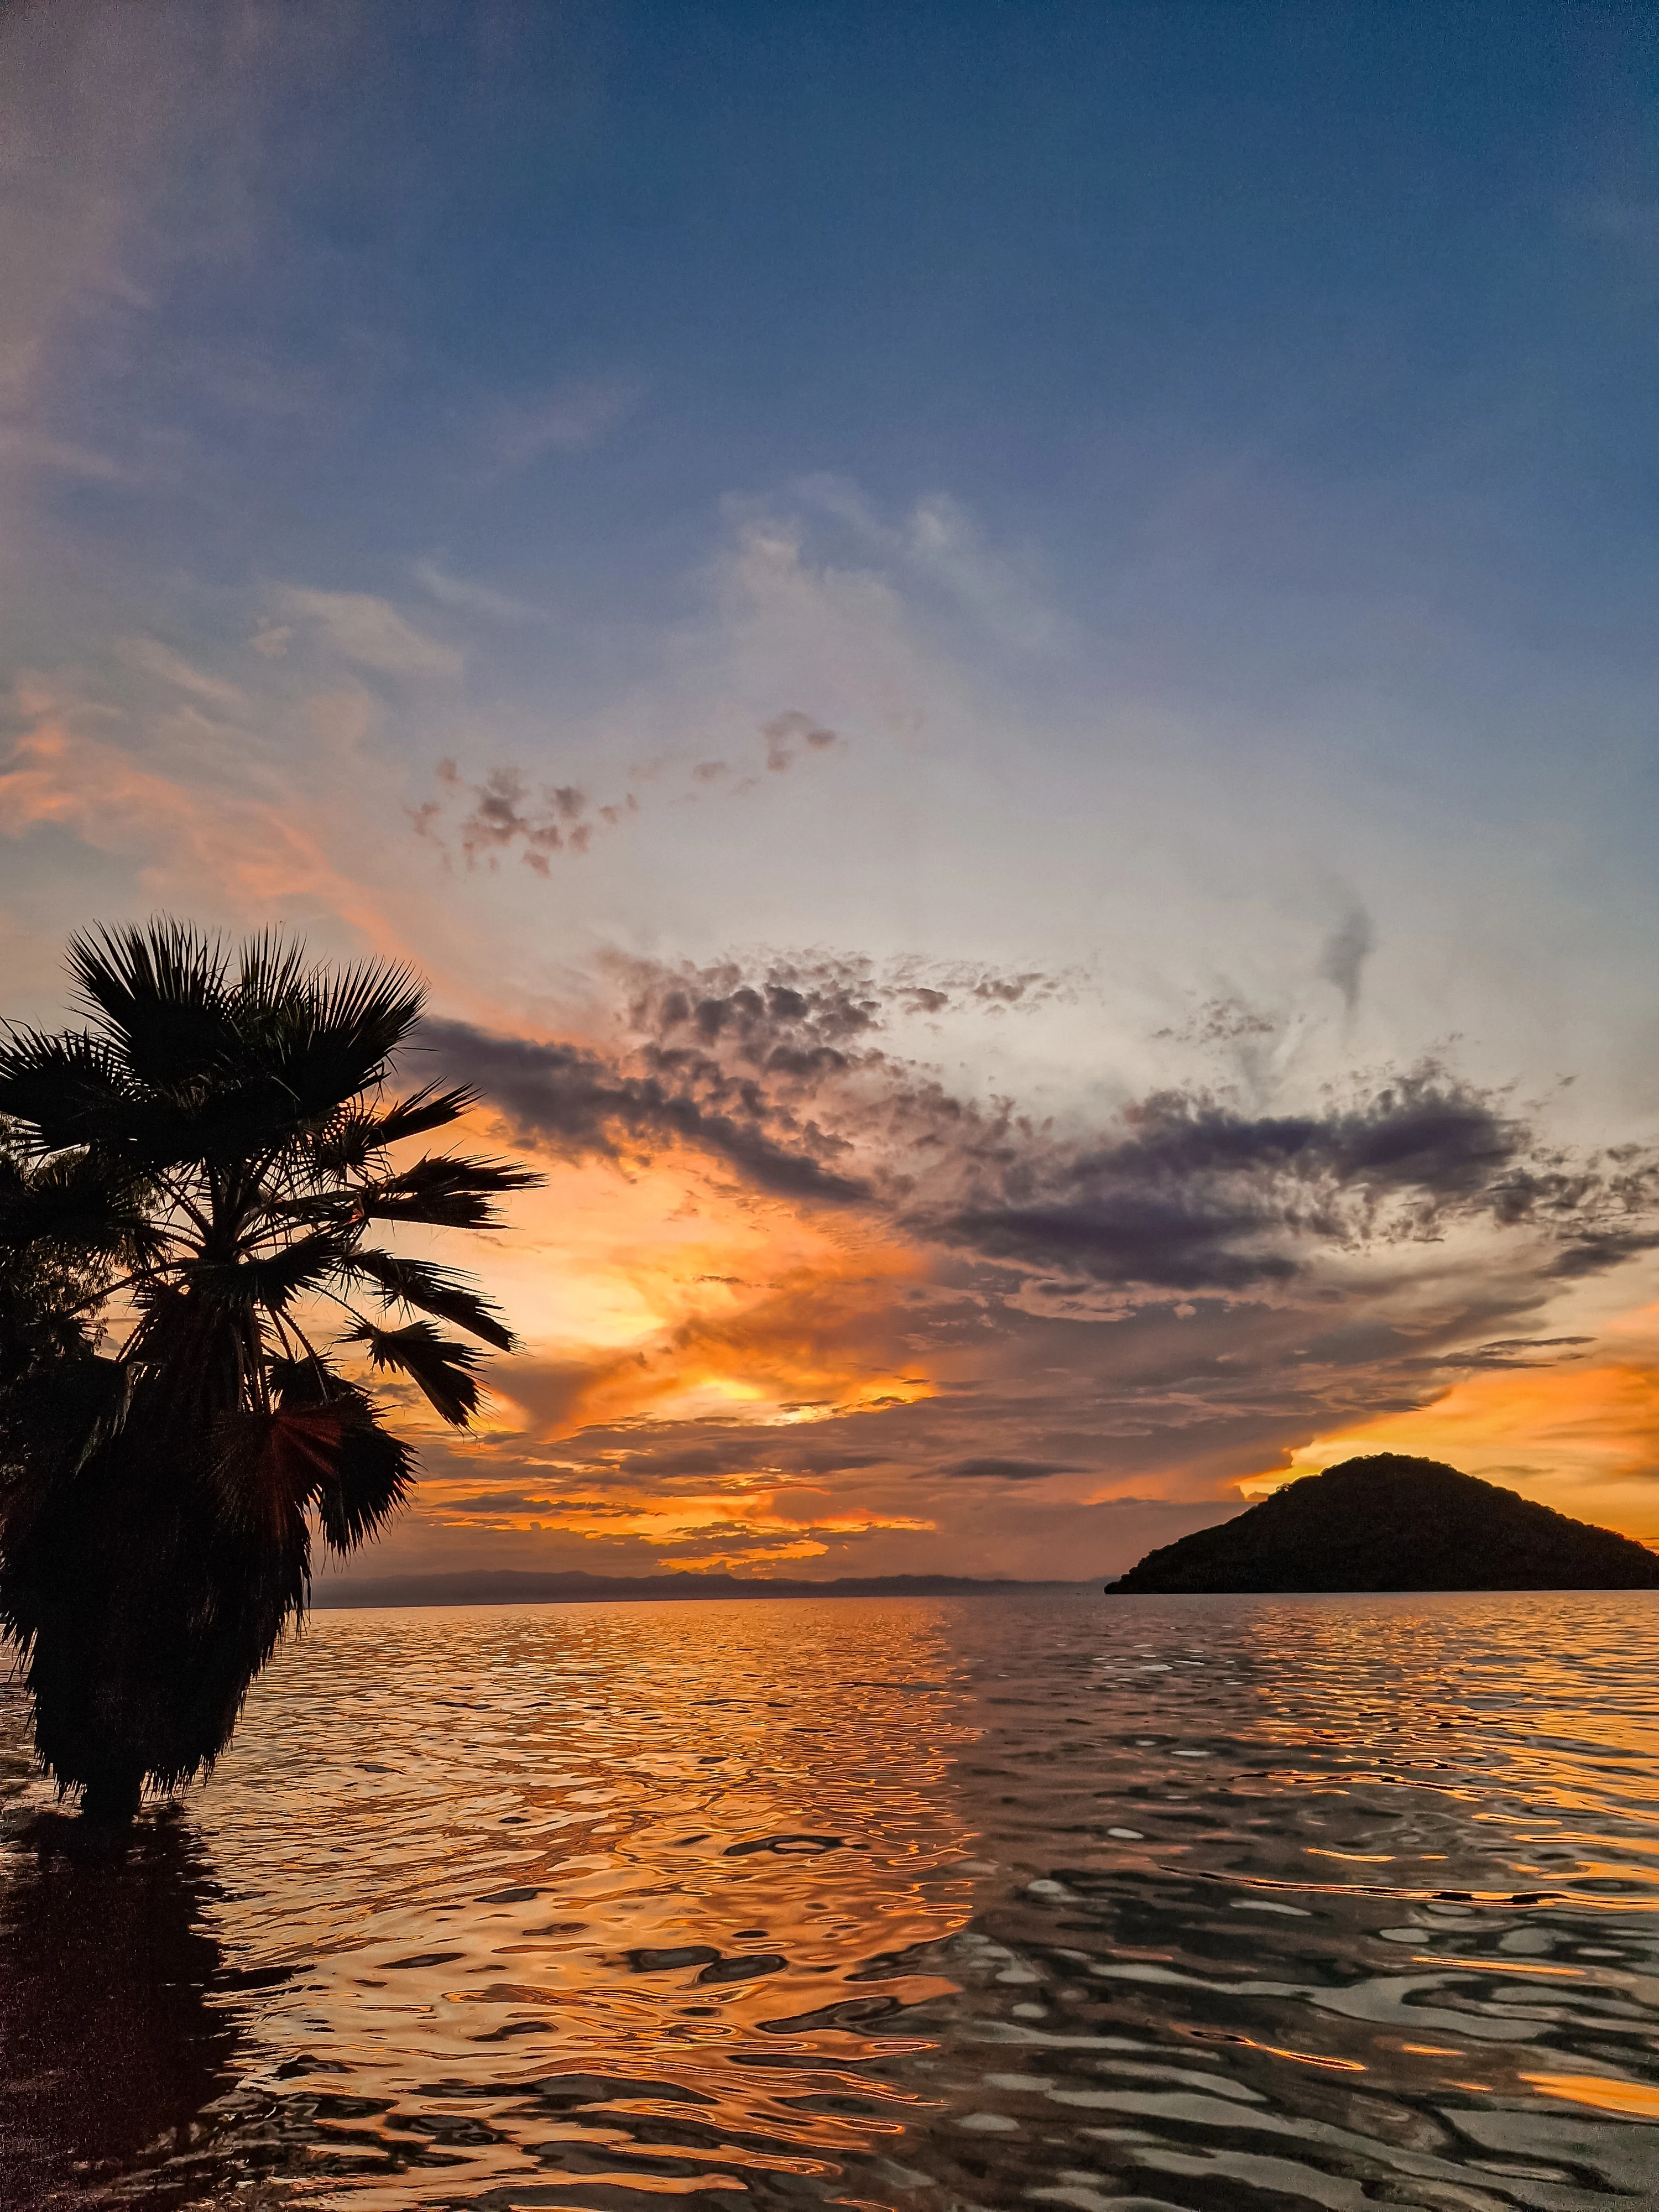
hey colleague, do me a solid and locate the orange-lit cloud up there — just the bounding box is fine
[444,1129,936,1437]
[416,1469,933,1571]
[0,682,415,964]
[1243,1303,1659,1541]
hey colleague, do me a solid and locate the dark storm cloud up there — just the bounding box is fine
[930,1457,1078,1481]
[420,950,1069,1203]
[419,1019,868,1203]
[1547,1228,1659,1279]
[936,1072,1569,1291]
[420,955,1659,1296]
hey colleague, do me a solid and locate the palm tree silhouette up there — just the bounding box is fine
[0,921,539,1823]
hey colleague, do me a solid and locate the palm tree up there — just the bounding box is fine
[0,921,540,1824]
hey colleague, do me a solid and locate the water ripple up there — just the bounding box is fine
[2,1589,1657,2206]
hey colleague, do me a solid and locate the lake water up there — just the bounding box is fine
[3,1588,1659,2210]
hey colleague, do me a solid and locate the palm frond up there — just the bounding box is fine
[0,1030,134,1152]
[313,1416,415,1553]
[346,1248,515,1349]
[359,1152,544,1229]
[207,1407,340,1542]
[309,1082,477,1173]
[208,1385,412,1554]
[234,930,316,1015]
[267,1353,350,1409]
[67,921,239,1090]
[0,1026,293,1172]
[0,1354,133,1516]
[374,1082,479,1145]
[190,1230,346,1312]
[0,1148,163,1271]
[342,1317,486,1424]
[246,957,428,1122]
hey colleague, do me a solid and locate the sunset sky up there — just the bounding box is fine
[6,3,1659,1582]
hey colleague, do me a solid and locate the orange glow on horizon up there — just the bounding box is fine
[1238,1308,1659,1543]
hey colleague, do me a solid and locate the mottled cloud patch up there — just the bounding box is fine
[373,951,1659,1579]
[426,954,1659,1300]
[412,713,847,873]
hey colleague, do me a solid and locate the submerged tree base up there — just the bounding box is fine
[78,1772,144,1829]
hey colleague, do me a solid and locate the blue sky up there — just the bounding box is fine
[6,3,1659,1578]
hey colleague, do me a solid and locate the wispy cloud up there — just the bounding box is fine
[267,587,462,679]
[474,376,641,480]
[412,557,539,624]
[0,674,405,959]
[0,420,131,481]
[790,476,1061,649]
[1318,897,1376,1017]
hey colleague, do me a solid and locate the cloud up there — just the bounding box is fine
[422,957,1659,1308]
[0,421,131,481]
[412,558,538,624]
[414,712,847,872]
[1318,899,1376,1016]
[476,377,640,478]
[937,1072,1553,1291]
[421,1016,870,1204]
[271,588,462,679]
[794,477,1059,649]
[362,941,1659,1566]
[931,1458,1078,1481]
[0,665,415,968]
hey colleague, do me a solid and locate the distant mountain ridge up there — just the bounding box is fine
[311,1568,1061,1610]
[1107,1454,1659,1594]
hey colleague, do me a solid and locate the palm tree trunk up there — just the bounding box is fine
[79,1768,143,1828]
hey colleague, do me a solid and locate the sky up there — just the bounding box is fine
[4,1,1659,1583]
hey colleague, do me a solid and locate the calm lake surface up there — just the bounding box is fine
[3,1589,1659,2210]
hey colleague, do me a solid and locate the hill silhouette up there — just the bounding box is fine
[1106,1454,1659,1593]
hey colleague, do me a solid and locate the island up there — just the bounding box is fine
[1105,1453,1659,1593]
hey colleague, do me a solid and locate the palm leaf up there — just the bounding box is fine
[0,1354,134,1512]
[207,1406,342,1541]
[234,930,316,1015]
[246,958,428,1120]
[208,1378,411,1551]
[342,1318,486,1424]
[312,1416,415,1553]
[0,1149,162,1269]
[309,1083,477,1173]
[190,1230,346,1311]
[0,1026,291,1171]
[359,1153,543,1229]
[346,1248,515,1349]
[267,1353,349,1409]
[0,1030,134,1152]
[67,920,239,1089]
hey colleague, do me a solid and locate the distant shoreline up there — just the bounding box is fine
[310,1570,1082,1611]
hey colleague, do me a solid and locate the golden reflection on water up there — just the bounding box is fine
[4,1598,982,2209]
[3,1588,1659,2209]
